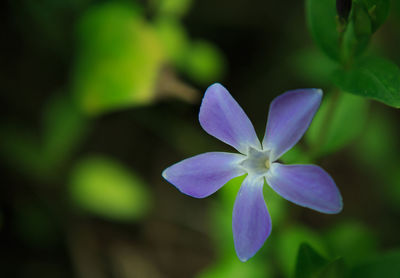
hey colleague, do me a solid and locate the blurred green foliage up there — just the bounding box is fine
[72,1,225,116]
[277,226,327,277]
[306,91,369,157]
[306,0,341,61]
[295,243,346,278]
[332,56,400,107]
[325,221,378,265]
[306,0,400,107]
[153,0,193,17]
[69,155,151,221]
[0,94,88,180]
[73,3,164,115]
[349,250,400,278]
[197,257,271,278]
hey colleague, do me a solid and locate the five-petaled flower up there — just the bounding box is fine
[162,83,343,262]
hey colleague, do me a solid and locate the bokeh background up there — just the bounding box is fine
[1,0,400,277]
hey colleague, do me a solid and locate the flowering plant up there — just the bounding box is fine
[163,83,342,261]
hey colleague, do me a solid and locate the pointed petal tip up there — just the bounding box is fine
[203,83,226,98]
[233,176,271,262]
[313,88,323,95]
[207,82,224,89]
[161,168,169,181]
[199,83,261,153]
[324,198,343,214]
[266,163,343,215]
[238,255,249,262]
[162,152,245,199]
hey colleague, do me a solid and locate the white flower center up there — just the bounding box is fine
[239,147,271,178]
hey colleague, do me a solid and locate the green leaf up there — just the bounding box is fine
[154,17,189,66]
[341,3,372,62]
[69,156,151,221]
[184,40,226,84]
[306,0,341,61]
[291,48,339,86]
[332,56,400,107]
[354,111,398,163]
[73,3,164,115]
[295,243,329,278]
[154,0,193,17]
[0,127,48,179]
[279,146,314,164]
[277,226,327,277]
[360,0,390,32]
[295,243,347,278]
[350,250,400,278]
[0,93,89,181]
[306,0,388,63]
[42,94,89,168]
[306,91,369,156]
[318,258,347,278]
[325,221,378,265]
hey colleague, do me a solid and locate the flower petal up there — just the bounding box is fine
[162,152,245,198]
[199,83,261,154]
[265,163,343,214]
[263,89,322,161]
[233,176,271,262]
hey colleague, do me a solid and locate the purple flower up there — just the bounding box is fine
[162,83,343,262]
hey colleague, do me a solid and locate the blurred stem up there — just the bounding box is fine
[309,89,342,160]
[155,67,199,103]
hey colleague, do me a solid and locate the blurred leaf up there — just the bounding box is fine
[318,258,347,278]
[42,94,89,168]
[279,145,314,164]
[263,180,288,227]
[306,0,340,61]
[352,112,400,209]
[295,243,347,278]
[306,91,369,156]
[349,250,400,278]
[341,3,372,62]
[154,17,189,66]
[354,110,397,164]
[386,166,400,209]
[197,257,271,278]
[291,48,338,86]
[325,221,378,265]
[69,156,151,221]
[332,56,400,107]
[73,3,164,115]
[0,93,88,180]
[277,226,327,277]
[306,0,388,63]
[360,0,390,32]
[295,243,329,278]
[184,40,226,84]
[154,0,193,17]
[0,127,48,179]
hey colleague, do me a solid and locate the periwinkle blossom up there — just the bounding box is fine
[162,83,342,262]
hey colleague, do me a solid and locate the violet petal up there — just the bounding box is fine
[266,163,343,214]
[263,89,322,161]
[233,176,271,262]
[199,83,261,154]
[162,152,245,198]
